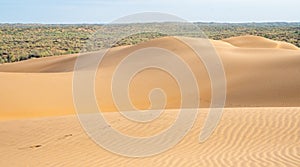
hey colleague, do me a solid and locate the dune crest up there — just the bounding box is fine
[0,36,298,73]
[222,35,299,50]
[0,36,300,119]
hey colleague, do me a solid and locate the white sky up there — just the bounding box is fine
[0,0,299,23]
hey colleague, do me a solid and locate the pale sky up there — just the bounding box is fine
[0,0,299,23]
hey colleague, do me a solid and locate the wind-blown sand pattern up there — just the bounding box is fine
[0,108,299,166]
[0,36,299,166]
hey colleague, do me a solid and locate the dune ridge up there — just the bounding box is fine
[0,35,298,73]
[0,35,300,119]
[222,35,299,50]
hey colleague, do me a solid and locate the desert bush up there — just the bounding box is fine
[0,23,299,64]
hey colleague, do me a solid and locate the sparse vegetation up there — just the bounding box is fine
[0,22,299,64]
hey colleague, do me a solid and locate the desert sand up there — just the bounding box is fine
[0,35,299,119]
[0,35,299,166]
[0,108,299,166]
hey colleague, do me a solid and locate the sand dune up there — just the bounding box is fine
[0,36,299,166]
[222,35,299,50]
[0,36,300,119]
[0,108,299,166]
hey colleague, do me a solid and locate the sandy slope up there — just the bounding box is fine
[0,35,300,119]
[0,108,299,166]
[0,36,299,166]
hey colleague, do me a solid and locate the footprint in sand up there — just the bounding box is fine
[57,134,73,140]
[18,144,42,150]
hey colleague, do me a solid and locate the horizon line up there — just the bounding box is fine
[0,21,299,25]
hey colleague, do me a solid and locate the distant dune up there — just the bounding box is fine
[222,35,299,50]
[0,35,300,119]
